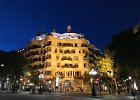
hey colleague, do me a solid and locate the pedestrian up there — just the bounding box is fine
[48,87,52,93]
[32,87,35,94]
[109,87,111,94]
[127,87,130,95]
[38,88,42,94]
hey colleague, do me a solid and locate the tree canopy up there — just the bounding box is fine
[0,50,40,84]
[106,27,140,88]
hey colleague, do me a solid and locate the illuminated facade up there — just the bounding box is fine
[24,26,94,91]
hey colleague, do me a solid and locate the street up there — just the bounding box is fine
[0,91,138,100]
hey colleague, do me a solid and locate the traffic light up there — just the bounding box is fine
[95,77,100,82]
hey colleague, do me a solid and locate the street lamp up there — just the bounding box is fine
[1,64,4,67]
[98,72,103,97]
[1,64,5,90]
[38,74,44,87]
[128,76,132,80]
[107,71,113,95]
[38,74,44,94]
[6,77,10,92]
[89,69,97,96]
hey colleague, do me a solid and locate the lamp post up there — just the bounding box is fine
[38,74,44,87]
[1,64,4,90]
[38,74,44,94]
[99,72,103,97]
[89,69,97,96]
[20,78,23,90]
[107,71,112,95]
[6,77,10,92]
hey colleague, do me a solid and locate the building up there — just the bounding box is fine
[24,26,96,91]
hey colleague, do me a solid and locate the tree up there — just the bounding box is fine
[23,66,40,84]
[0,49,41,86]
[106,26,140,89]
[96,49,118,91]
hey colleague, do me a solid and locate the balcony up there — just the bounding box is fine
[61,56,72,61]
[62,64,78,68]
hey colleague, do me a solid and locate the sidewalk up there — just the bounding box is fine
[41,91,126,96]
[1,89,140,100]
[42,91,64,95]
[42,91,140,100]
[41,91,140,100]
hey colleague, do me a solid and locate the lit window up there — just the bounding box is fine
[57,42,61,46]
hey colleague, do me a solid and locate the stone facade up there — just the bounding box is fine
[24,26,94,91]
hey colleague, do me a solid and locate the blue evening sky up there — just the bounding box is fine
[0,0,140,51]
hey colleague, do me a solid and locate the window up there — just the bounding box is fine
[55,48,57,53]
[84,63,87,68]
[46,62,51,67]
[70,64,72,67]
[47,47,51,52]
[75,71,81,76]
[56,56,59,60]
[74,56,78,60]
[64,49,70,54]
[45,49,48,53]
[46,54,51,59]
[68,43,73,47]
[71,49,75,53]
[59,49,63,53]
[42,56,45,61]
[45,71,52,75]
[75,63,78,68]
[67,56,72,60]
[46,41,51,46]
[74,43,77,47]
[39,57,41,61]
[83,50,85,53]
[66,71,72,77]
[40,50,43,54]
[57,42,61,46]
[57,63,60,67]
[61,56,67,60]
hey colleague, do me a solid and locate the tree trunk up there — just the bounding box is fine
[137,79,140,90]
[113,78,118,91]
